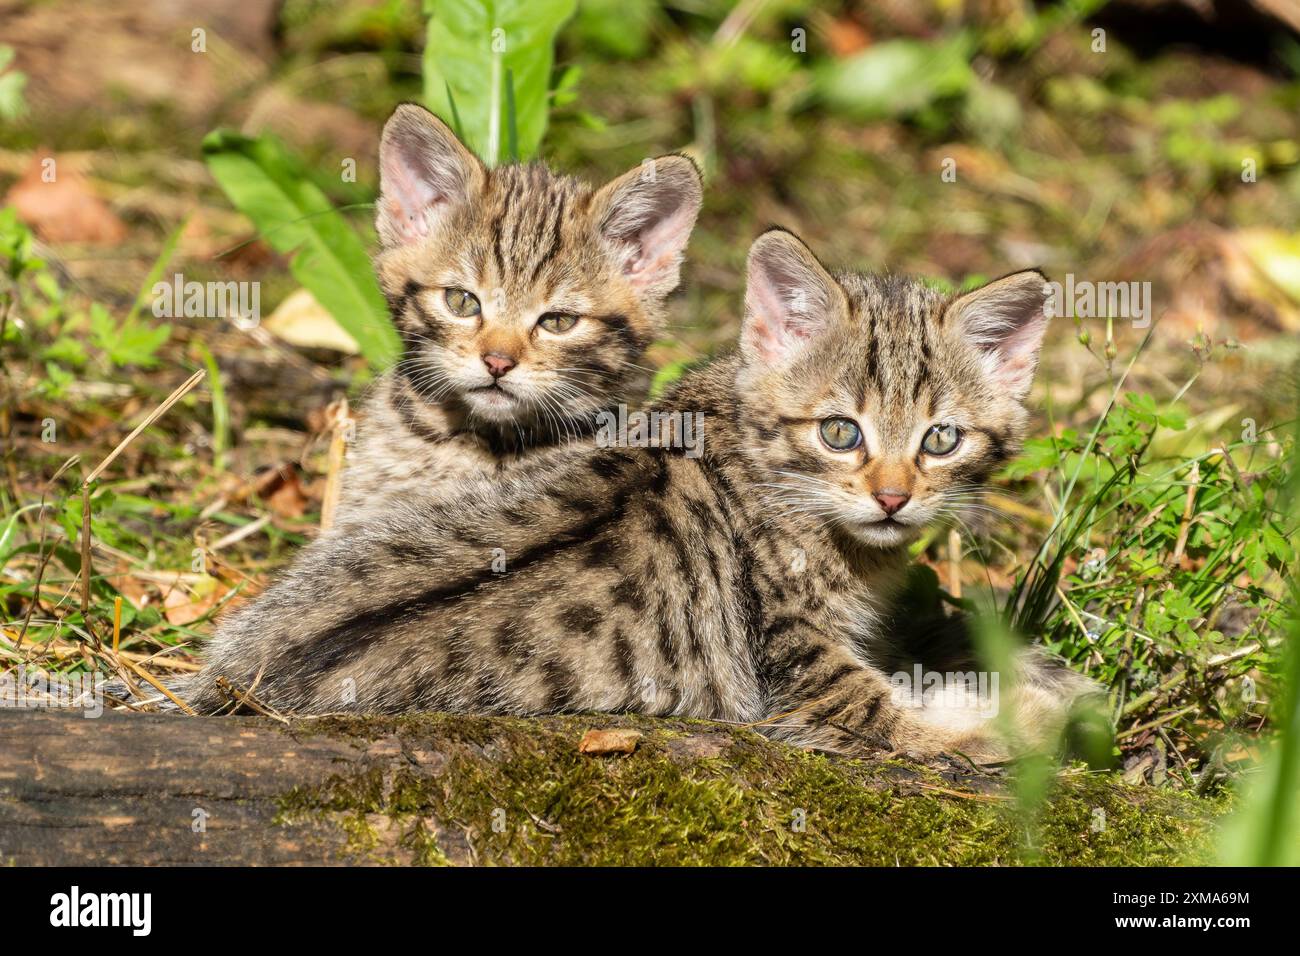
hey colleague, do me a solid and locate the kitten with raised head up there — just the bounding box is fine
[191,229,1092,759]
[340,103,703,514]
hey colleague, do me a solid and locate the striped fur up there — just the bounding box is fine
[340,103,702,514]
[192,230,1092,759]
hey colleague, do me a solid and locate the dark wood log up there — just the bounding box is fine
[0,708,1218,866]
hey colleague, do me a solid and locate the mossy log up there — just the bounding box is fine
[0,709,1223,865]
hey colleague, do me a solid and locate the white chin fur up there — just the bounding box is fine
[845,518,919,549]
[462,387,520,420]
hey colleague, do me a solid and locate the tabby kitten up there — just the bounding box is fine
[340,103,703,514]
[190,230,1083,759]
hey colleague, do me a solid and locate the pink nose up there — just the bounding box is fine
[874,492,910,516]
[482,353,517,378]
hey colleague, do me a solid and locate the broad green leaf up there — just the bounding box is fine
[202,130,399,367]
[422,0,577,165]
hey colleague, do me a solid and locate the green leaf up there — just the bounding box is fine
[572,0,657,59]
[649,358,695,399]
[37,361,73,399]
[88,303,170,368]
[422,0,577,165]
[202,129,399,367]
[816,33,975,121]
[42,335,87,368]
[0,44,27,122]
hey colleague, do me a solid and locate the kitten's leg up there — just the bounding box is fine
[762,624,1003,759]
[879,610,1104,756]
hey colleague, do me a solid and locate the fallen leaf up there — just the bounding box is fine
[263,288,360,354]
[102,571,154,610]
[4,150,128,244]
[161,573,230,627]
[265,472,311,518]
[248,462,313,518]
[578,728,643,755]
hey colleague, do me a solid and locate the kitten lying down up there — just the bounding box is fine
[186,228,1100,761]
[340,103,702,518]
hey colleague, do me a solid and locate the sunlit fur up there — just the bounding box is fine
[741,271,1034,551]
[190,230,1098,762]
[340,103,701,514]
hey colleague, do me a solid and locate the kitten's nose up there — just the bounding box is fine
[873,491,910,516]
[482,353,517,378]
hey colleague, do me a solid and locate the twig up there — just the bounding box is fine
[1118,704,1198,741]
[126,660,197,716]
[209,514,271,552]
[319,397,350,531]
[1170,460,1199,564]
[82,369,205,486]
[19,456,82,649]
[79,484,92,617]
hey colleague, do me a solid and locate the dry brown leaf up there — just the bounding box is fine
[102,571,154,611]
[263,288,360,354]
[249,463,312,518]
[578,728,644,755]
[160,573,230,627]
[4,150,128,244]
[265,472,310,518]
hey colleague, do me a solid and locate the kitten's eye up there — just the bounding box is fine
[537,313,579,334]
[921,423,962,456]
[444,288,481,318]
[819,417,862,452]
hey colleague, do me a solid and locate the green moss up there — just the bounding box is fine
[274,714,1225,866]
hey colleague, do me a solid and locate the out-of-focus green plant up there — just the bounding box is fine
[1218,387,1300,865]
[422,0,576,165]
[202,130,399,367]
[1,210,171,394]
[572,0,660,60]
[0,44,27,121]
[815,32,974,123]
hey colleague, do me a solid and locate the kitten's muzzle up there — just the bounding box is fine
[482,352,517,378]
[873,491,910,516]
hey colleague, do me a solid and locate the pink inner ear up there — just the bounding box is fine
[990,314,1047,393]
[623,205,695,289]
[744,267,815,363]
[383,152,442,244]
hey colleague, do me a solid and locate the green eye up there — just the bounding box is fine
[921,423,962,456]
[444,288,481,318]
[537,313,579,334]
[819,417,862,451]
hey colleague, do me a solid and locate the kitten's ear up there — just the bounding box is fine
[741,229,846,367]
[376,103,485,248]
[944,270,1050,399]
[592,155,703,298]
